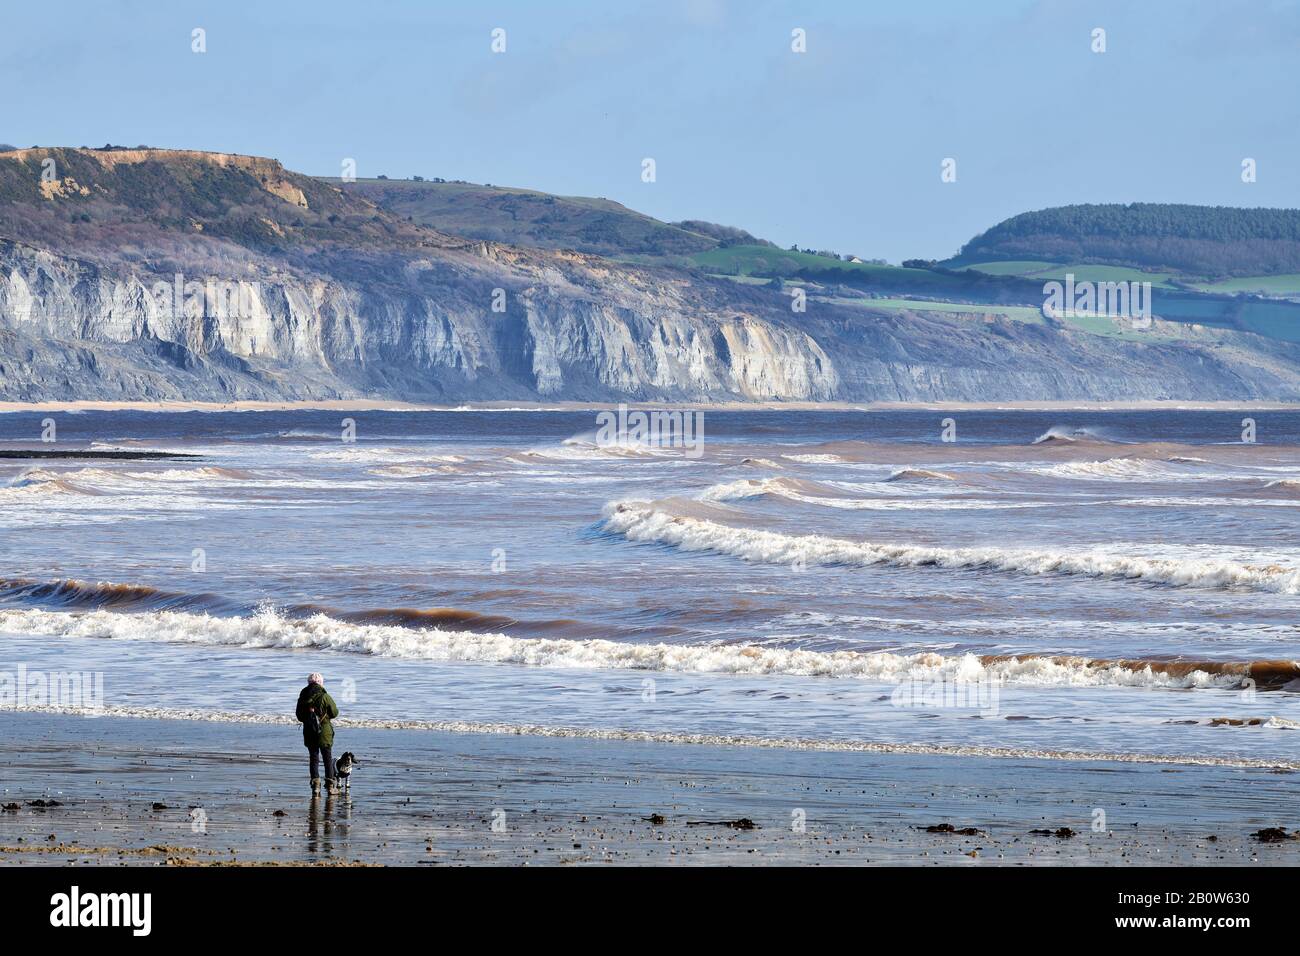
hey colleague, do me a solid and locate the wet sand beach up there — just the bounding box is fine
[0,713,1295,866]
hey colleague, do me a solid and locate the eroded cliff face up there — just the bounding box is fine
[1,147,1298,403]
[0,232,842,401]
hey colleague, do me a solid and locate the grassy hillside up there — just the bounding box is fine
[316,176,1300,345]
[323,177,731,257]
[693,245,983,294]
[0,146,464,273]
[1192,274,1300,297]
[953,203,1300,278]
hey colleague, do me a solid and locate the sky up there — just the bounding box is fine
[2,0,1298,262]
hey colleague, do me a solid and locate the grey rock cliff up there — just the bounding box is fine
[0,235,841,401]
[1,147,1298,402]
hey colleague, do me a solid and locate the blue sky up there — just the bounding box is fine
[3,0,1298,261]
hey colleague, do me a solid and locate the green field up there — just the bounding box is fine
[1192,274,1300,297]
[962,260,1300,304]
[961,260,1179,288]
[691,245,973,290]
[823,294,1220,340]
[1055,312,1192,339]
[707,273,773,285]
[323,177,720,258]
[710,249,1300,342]
[958,259,1057,276]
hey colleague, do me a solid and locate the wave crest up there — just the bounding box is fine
[1032,426,1123,445]
[1,603,1294,690]
[601,499,1300,594]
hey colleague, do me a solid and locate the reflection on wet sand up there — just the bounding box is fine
[306,791,352,857]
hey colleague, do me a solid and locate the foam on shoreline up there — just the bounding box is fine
[4,704,1295,770]
[1,597,1296,689]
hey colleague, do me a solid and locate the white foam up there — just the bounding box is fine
[698,478,778,502]
[145,466,240,482]
[6,703,1295,770]
[1029,458,1236,482]
[309,446,465,464]
[601,499,1300,594]
[770,609,1300,642]
[368,464,446,478]
[276,429,337,439]
[1264,478,1300,491]
[1117,496,1300,509]
[1264,716,1300,729]
[695,477,1040,511]
[783,453,846,464]
[0,606,1281,691]
[1031,426,1121,445]
[524,438,686,462]
[6,465,241,490]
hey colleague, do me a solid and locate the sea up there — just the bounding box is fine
[1,407,1297,768]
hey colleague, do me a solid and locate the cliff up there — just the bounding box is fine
[1,147,1298,402]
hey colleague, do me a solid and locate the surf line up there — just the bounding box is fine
[595,403,705,458]
[9,704,1298,771]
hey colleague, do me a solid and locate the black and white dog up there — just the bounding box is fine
[335,752,360,790]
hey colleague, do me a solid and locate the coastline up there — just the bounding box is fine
[1,712,1294,866]
[1,398,1299,415]
[6,704,1297,772]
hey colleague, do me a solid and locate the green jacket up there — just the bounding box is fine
[296,684,339,747]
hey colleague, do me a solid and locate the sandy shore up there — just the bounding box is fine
[0,712,1295,866]
[1,398,1299,415]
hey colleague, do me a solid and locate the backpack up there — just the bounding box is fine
[303,689,323,736]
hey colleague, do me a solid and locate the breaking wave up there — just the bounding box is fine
[1262,478,1300,493]
[883,468,955,483]
[2,465,247,498]
[1,589,1295,690]
[518,438,690,463]
[310,446,466,465]
[783,453,847,464]
[0,577,591,637]
[368,464,449,478]
[1028,457,1239,482]
[1032,426,1125,445]
[1193,716,1300,729]
[601,499,1300,594]
[695,477,1035,511]
[697,477,776,502]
